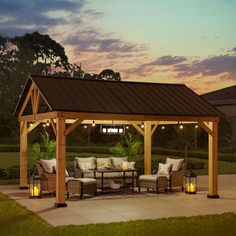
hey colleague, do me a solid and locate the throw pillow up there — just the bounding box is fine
[111,156,128,168]
[40,159,56,173]
[166,158,184,171]
[128,162,135,169]
[75,157,95,170]
[97,157,112,169]
[157,163,172,176]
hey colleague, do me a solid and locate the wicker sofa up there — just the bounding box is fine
[74,156,138,187]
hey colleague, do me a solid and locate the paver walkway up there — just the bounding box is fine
[0,174,235,226]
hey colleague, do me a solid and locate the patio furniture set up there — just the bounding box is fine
[36,157,185,199]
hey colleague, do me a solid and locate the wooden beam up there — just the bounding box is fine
[50,119,57,136]
[198,121,213,136]
[20,121,28,188]
[55,118,67,207]
[151,123,159,136]
[34,89,40,114]
[19,84,35,117]
[207,121,219,198]
[57,111,219,122]
[144,121,152,175]
[27,121,41,134]
[64,119,82,136]
[132,123,144,136]
[19,111,57,121]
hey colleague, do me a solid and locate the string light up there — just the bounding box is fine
[179,123,184,129]
[46,120,50,126]
[126,126,129,129]
[161,126,165,130]
[141,122,144,129]
[195,124,198,129]
[92,121,96,127]
[84,125,87,129]
[29,123,33,127]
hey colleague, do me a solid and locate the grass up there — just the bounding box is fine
[0,192,236,236]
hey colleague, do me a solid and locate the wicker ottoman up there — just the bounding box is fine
[66,177,97,199]
[139,175,168,193]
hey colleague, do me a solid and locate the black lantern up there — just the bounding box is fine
[185,171,197,194]
[29,175,42,198]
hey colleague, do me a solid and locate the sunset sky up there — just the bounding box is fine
[0,0,236,94]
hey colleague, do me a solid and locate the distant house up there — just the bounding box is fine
[202,85,236,141]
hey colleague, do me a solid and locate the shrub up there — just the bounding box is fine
[6,165,20,179]
[186,160,205,170]
[0,168,7,178]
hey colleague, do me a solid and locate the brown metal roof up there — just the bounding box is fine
[202,85,236,106]
[14,75,222,117]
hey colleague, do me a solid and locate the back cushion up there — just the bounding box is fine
[40,159,56,173]
[96,157,112,169]
[166,158,184,171]
[111,156,128,168]
[75,157,96,170]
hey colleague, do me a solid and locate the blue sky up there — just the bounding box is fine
[0,0,236,93]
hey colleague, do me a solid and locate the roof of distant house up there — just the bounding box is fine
[202,85,236,106]
[14,75,221,117]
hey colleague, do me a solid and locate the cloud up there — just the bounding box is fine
[63,31,147,53]
[0,0,85,35]
[174,54,236,79]
[124,55,187,76]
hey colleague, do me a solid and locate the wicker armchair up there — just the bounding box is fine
[169,162,186,191]
[36,161,56,193]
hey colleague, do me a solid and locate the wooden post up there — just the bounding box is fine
[55,118,67,207]
[20,121,28,189]
[207,121,219,198]
[144,121,152,175]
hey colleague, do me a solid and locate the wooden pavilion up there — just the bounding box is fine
[14,75,222,207]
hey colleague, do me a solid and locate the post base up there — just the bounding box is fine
[19,186,28,189]
[55,203,67,208]
[207,194,219,199]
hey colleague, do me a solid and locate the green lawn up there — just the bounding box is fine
[0,192,236,236]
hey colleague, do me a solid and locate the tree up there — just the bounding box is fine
[97,69,121,81]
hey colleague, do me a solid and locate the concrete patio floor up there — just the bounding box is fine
[0,174,236,226]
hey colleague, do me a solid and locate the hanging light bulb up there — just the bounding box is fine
[179,123,184,129]
[161,126,165,130]
[195,124,198,129]
[29,123,33,127]
[43,123,46,127]
[141,122,144,129]
[126,126,129,129]
[46,120,50,126]
[92,121,95,127]
[84,125,87,129]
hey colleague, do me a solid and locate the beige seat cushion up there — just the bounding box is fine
[166,158,184,171]
[40,159,56,173]
[140,175,158,181]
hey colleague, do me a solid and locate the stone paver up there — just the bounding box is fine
[0,174,236,226]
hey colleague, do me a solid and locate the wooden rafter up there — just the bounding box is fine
[19,84,35,117]
[151,123,159,136]
[132,123,144,136]
[198,121,213,136]
[50,118,57,135]
[64,118,83,136]
[27,121,41,134]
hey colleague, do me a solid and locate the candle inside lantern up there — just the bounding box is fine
[32,186,39,196]
[186,183,196,193]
